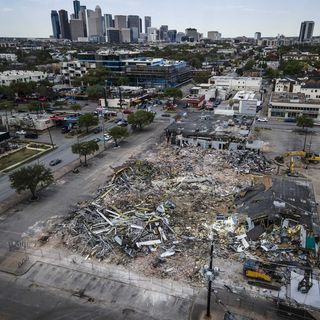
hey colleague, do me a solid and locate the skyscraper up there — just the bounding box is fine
[51,10,61,39]
[114,15,127,29]
[139,18,142,34]
[86,6,103,39]
[73,0,81,19]
[159,25,168,41]
[185,28,198,42]
[58,10,71,40]
[144,16,151,34]
[128,15,140,41]
[299,21,314,42]
[79,6,87,37]
[70,19,85,41]
[104,14,113,28]
[167,30,177,43]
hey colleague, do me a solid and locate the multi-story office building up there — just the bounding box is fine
[139,18,142,33]
[144,16,151,34]
[176,32,185,42]
[159,25,168,41]
[167,30,177,43]
[106,28,121,43]
[86,6,103,40]
[77,51,191,88]
[185,28,198,42]
[207,31,221,41]
[58,10,71,40]
[114,15,127,29]
[70,19,85,41]
[147,27,158,42]
[51,10,61,39]
[254,32,261,41]
[128,15,140,33]
[123,58,192,88]
[79,6,87,37]
[73,0,80,19]
[299,21,314,42]
[104,14,113,28]
[121,28,131,43]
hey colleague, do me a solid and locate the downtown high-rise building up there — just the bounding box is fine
[128,15,140,42]
[58,9,71,40]
[299,21,314,42]
[73,0,81,19]
[86,6,103,39]
[144,16,151,34]
[114,15,127,29]
[51,10,61,39]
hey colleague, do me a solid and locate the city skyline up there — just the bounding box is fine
[0,0,320,38]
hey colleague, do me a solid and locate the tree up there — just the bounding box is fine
[9,164,54,200]
[127,110,155,130]
[0,100,15,131]
[297,115,314,130]
[71,140,99,166]
[86,85,105,99]
[163,87,183,99]
[108,126,129,147]
[280,60,304,76]
[297,115,314,151]
[73,67,109,86]
[78,113,98,133]
[70,104,82,112]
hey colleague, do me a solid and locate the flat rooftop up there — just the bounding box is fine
[271,92,320,105]
[167,112,253,139]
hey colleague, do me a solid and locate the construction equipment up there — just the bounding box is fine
[243,259,272,282]
[283,151,320,163]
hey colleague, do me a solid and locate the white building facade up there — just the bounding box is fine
[0,71,47,86]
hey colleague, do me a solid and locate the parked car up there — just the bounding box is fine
[61,127,70,134]
[284,117,296,123]
[161,113,171,117]
[116,120,128,127]
[24,132,38,139]
[123,109,134,114]
[49,159,62,166]
[104,134,112,141]
[93,127,101,134]
[257,117,268,122]
[16,130,26,135]
[93,137,101,142]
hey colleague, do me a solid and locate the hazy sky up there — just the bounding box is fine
[0,0,319,38]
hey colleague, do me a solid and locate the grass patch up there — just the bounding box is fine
[0,148,40,171]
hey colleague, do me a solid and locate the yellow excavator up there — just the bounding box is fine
[283,151,320,163]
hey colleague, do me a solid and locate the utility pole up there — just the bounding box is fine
[206,241,214,318]
[47,125,54,147]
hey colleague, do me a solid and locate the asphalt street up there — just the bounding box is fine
[0,119,170,245]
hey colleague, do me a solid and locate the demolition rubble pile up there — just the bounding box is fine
[53,145,274,280]
[222,150,272,174]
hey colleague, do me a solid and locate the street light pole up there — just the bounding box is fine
[206,241,214,318]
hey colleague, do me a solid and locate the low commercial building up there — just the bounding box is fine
[274,78,296,93]
[282,51,320,61]
[166,112,254,151]
[209,76,262,92]
[2,113,55,131]
[183,94,205,108]
[233,91,259,115]
[0,70,47,86]
[269,92,320,120]
[0,53,17,61]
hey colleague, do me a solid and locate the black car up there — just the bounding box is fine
[49,159,62,166]
[24,132,38,139]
